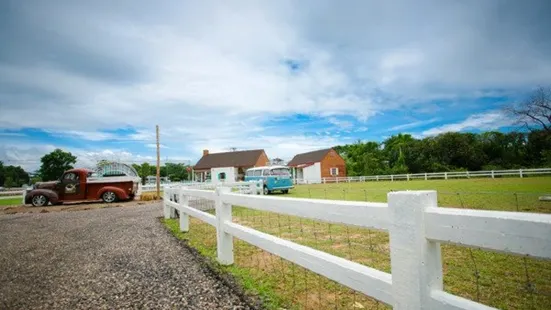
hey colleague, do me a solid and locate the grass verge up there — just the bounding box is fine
[0,197,22,206]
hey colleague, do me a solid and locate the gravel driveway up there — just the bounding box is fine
[0,203,253,309]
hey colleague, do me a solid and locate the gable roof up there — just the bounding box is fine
[194,149,267,170]
[287,148,333,166]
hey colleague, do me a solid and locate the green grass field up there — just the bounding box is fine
[0,197,22,206]
[164,177,551,309]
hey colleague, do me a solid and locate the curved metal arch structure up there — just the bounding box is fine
[95,162,139,178]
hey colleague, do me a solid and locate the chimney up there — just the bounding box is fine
[203,149,209,156]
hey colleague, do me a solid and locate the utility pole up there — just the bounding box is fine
[156,125,161,198]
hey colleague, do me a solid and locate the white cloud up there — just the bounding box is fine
[1,1,550,158]
[421,111,513,136]
[388,118,439,132]
[145,143,169,149]
[327,117,353,129]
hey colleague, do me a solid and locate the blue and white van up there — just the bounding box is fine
[244,166,294,195]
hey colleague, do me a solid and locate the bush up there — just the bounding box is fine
[140,192,162,201]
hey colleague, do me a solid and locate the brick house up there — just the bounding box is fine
[287,148,346,183]
[193,149,270,182]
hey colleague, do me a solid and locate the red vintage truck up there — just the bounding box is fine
[25,168,140,207]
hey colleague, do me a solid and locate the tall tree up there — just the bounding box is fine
[39,149,77,181]
[505,87,551,133]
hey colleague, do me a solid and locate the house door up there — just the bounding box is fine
[296,168,304,180]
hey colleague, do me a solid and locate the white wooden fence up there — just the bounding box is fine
[163,184,551,309]
[294,167,551,184]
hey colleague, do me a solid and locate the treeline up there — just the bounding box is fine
[0,161,30,188]
[334,130,551,176]
[131,162,191,184]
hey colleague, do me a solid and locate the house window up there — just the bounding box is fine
[330,167,339,176]
[218,172,226,180]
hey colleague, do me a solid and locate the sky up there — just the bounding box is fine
[1,0,550,171]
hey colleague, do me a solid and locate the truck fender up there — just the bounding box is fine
[97,186,129,201]
[25,189,59,204]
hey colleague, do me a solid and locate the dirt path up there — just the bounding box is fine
[0,203,253,309]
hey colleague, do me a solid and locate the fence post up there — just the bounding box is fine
[179,187,189,232]
[215,186,234,265]
[323,178,326,184]
[466,171,470,179]
[22,188,27,205]
[491,170,495,179]
[257,180,264,195]
[376,175,379,181]
[163,190,171,219]
[520,169,524,178]
[444,172,448,180]
[391,175,394,182]
[424,173,427,181]
[248,182,257,195]
[406,174,410,181]
[388,191,442,309]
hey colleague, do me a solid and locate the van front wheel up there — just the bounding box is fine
[263,186,270,195]
[282,189,289,194]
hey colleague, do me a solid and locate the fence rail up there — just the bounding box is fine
[294,167,551,184]
[163,184,551,309]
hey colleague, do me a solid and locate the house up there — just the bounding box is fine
[193,149,270,183]
[287,148,346,183]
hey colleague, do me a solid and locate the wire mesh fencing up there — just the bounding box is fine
[166,184,551,309]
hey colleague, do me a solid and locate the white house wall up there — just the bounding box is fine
[211,167,237,184]
[303,162,322,184]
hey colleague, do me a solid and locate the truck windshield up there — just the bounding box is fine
[270,168,290,176]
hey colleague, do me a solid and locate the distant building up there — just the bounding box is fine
[193,149,269,183]
[287,148,346,183]
[145,176,170,184]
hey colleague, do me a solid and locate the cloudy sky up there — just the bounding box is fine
[1,0,550,171]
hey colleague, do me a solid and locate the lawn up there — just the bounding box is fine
[164,177,551,310]
[0,197,22,206]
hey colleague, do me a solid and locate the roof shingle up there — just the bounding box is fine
[194,149,266,170]
[287,148,332,166]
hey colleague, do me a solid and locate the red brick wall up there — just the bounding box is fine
[255,151,270,167]
[320,149,346,179]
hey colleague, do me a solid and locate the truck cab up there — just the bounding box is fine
[244,166,294,195]
[25,168,139,207]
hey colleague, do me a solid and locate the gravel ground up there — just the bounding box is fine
[0,203,254,309]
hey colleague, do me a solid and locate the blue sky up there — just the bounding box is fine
[1,0,550,171]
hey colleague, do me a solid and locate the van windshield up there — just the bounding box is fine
[270,168,290,176]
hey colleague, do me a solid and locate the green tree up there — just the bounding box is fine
[3,165,29,186]
[39,149,77,181]
[4,176,15,188]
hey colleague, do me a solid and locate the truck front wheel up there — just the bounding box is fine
[102,191,117,203]
[31,194,49,207]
